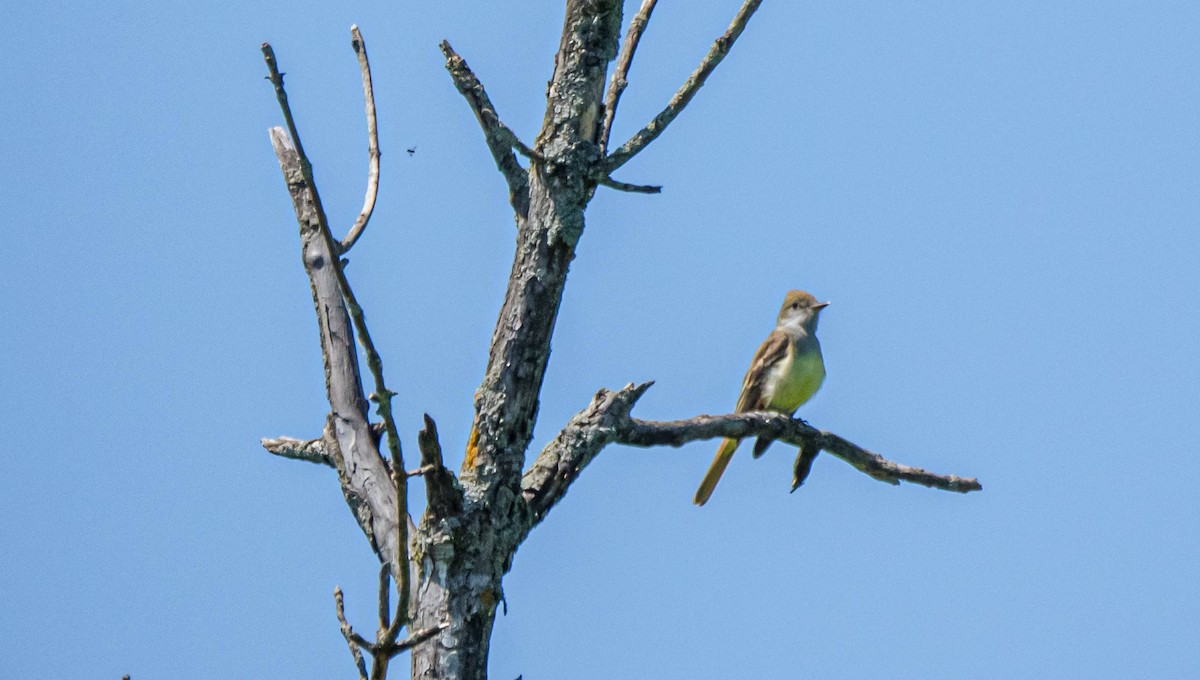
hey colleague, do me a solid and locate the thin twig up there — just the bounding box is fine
[439,40,531,217]
[498,125,543,162]
[342,25,381,254]
[377,563,391,632]
[600,0,659,154]
[605,0,764,173]
[334,587,370,680]
[261,44,336,246]
[406,464,437,477]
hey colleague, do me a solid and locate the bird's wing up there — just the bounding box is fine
[735,329,790,413]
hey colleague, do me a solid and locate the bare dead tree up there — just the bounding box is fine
[260,4,981,679]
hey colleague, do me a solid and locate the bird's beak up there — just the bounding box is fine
[813,301,830,310]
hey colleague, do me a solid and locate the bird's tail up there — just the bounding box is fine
[694,438,740,506]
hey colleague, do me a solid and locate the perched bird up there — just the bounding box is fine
[694,290,829,506]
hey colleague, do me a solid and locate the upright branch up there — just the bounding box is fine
[599,0,659,154]
[262,44,334,241]
[606,0,764,173]
[262,38,407,590]
[335,587,371,680]
[416,414,463,518]
[407,4,626,677]
[455,0,623,488]
[267,124,401,568]
[342,25,381,254]
[439,40,531,218]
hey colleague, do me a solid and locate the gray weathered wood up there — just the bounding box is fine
[409,3,624,678]
[521,382,982,526]
[269,128,401,575]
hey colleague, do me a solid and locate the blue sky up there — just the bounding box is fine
[2,1,1198,678]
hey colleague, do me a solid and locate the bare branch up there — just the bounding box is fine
[461,0,623,488]
[600,0,659,153]
[605,0,764,173]
[388,622,452,659]
[377,563,391,633]
[261,44,323,207]
[620,413,982,493]
[522,382,654,523]
[264,40,433,679]
[388,463,410,637]
[439,40,531,217]
[334,587,370,680]
[498,126,543,162]
[269,127,399,567]
[265,45,404,587]
[341,25,381,254]
[286,73,411,617]
[597,176,661,194]
[406,464,436,477]
[523,382,981,522]
[261,435,334,468]
[418,414,463,517]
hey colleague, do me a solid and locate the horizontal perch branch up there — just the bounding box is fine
[522,382,980,524]
[621,414,983,493]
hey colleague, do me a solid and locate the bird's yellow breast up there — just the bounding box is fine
[764,342,825,413]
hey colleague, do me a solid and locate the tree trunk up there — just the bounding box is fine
[410,4,622,677]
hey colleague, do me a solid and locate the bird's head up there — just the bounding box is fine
[777,290,830,333]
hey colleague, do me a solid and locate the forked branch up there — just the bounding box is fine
[334,581,449,680]
[263,40,417,679]
[264,54,408,592]
[606,0,764,173]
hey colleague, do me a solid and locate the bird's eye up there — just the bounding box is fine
[791,302,800,310]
